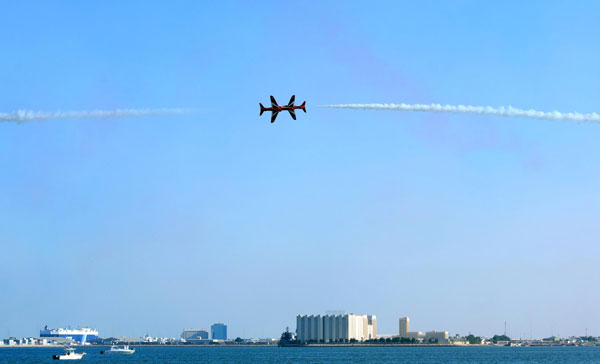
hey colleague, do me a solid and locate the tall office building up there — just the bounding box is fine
[211,323,227,340]
[399,317,409,337]
[297,314,376,342]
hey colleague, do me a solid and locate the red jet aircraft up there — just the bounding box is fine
[259,95,306,123]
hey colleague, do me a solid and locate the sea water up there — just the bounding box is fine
[1,346,599,364]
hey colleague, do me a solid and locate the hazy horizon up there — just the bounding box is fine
[1,1,599,340]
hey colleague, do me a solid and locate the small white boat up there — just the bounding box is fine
[52,347,86,360]
[101,344,135,354]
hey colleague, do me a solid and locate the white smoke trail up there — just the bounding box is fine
[320,103,600,123]
[0,108,190,123]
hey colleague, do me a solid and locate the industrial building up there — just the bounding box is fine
[296,314,377,342]
[211,323,227,340]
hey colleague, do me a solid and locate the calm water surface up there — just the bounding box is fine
[1,346,599,364]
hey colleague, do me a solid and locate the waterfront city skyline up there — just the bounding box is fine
[1,1,600,339]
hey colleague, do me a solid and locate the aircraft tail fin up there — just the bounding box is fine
[260,103,265,116]
[301,101,306,113]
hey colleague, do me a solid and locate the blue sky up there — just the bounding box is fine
[1,1,599,339]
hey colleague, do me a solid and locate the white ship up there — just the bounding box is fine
[41,326,99,344]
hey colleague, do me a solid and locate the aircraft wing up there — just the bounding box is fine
[271,111,279,123]
[288,109,296,120]
[270,96,279,108]
[287,95,295,107]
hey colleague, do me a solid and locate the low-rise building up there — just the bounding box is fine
[407,331,423,339]
[181,329,209,342]
[425,331,449,344]
[398,316,448,343]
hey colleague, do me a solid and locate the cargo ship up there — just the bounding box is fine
[40,326,99,344]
